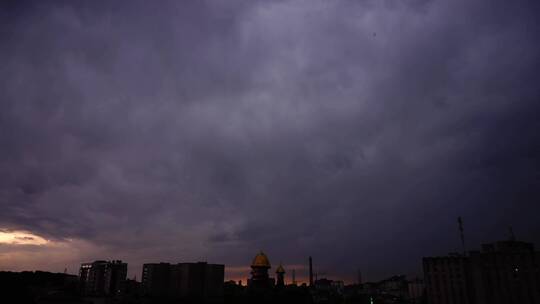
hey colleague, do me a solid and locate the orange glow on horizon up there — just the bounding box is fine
[0,229,49,245]
[225,264,313,285]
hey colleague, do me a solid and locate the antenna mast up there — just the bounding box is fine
[509,226,516,241]
[458,217,466,255]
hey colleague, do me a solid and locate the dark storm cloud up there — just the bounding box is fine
[1,0,540,280]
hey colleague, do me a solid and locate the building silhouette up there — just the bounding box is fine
[424,238,540,304]
[468,240,540,304]
[309,256,313,287]
[141,261,224,300]
[248,251,274,289]
[180,262,224,299]
[141,262,172,297]
[423,253,474,304]
[377,275,409,299]
[1,271,80,303]
[79,260,127,296]
[407,277,425,304]
[276,263,285,287]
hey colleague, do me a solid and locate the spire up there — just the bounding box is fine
[276,262,285,273]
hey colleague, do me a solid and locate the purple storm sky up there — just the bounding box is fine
[1,0,540,283]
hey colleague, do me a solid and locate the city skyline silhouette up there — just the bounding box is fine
[1,1,540,303]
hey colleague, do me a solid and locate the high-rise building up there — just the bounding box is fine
[105,260,128,295]
[79,260,127,296]
[141,262,224,300]
[423,239,540,304]
[423,254,473,304]
[178,262,225,299]
[142,263,172,297]
[80,261,107,296]
[468,240,540,304]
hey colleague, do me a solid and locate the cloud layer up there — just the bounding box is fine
[1,0,540,281]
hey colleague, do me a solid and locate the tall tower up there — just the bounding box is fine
[508,226,516,241]
[292,269,296,285]
[309,256,313,287]
[457,217,466,255]
[249,251,272,289]
[276,263,285,287]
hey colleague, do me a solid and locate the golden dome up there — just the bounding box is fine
[276,263,285,273]
[251,251,271,268]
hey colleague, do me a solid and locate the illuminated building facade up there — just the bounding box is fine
[79,260,127,296]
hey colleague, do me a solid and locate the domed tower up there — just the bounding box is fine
[249,251,272,288]
[276,263,285,287]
